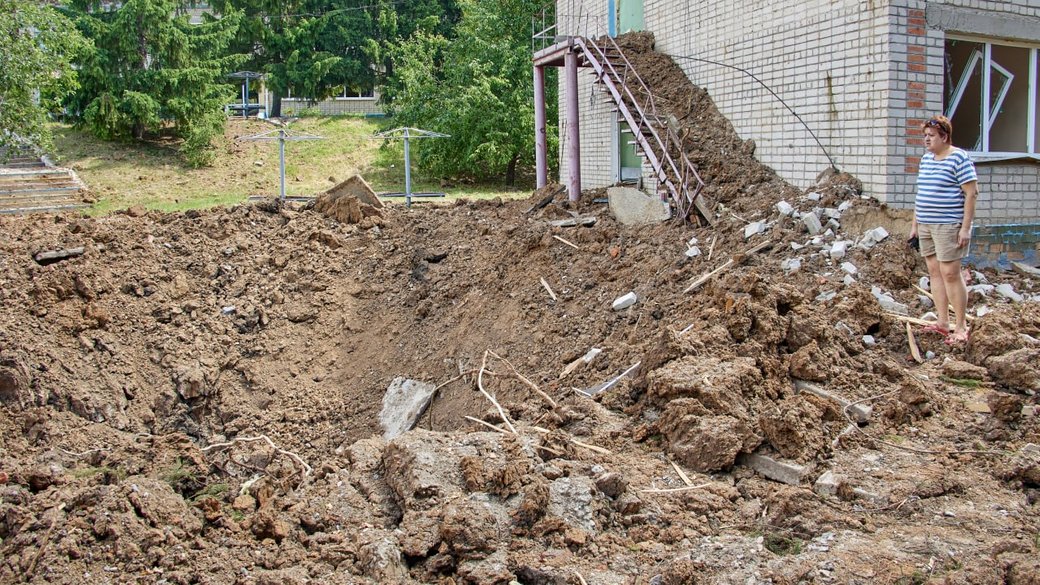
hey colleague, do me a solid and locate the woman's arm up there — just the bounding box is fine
[958,180,978,247]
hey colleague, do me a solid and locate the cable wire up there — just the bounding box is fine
[664,53,838,171]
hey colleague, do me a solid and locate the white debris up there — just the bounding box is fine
[843,274,856,286]
[744,221,767,239]
[816,290,837,302]
[871,286,908,314]
[781,258,802,274]
[824,227,835,237]
[829,241,848,261]
[995,283,1024,302]
[969,284,994,296]
[810,236,825,247]
[791,241,806,251]
[840,262,858,275]
[826,218,840,231]
[806,192,821,201]
[822,208,841,220]
[776,200,794,216]
[685,246,701,258]
[838,201,853,212]
[863,335,876,346]
[921,311,938,322]
[802,212,823,235]
[612,292,638,311]
[917,295,934,308]
[858,226,890,249]
[972,270,989,284]
[919,276,931,291]
[977,305,992,317]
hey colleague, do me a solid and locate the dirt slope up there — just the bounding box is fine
[1,33,1039,585]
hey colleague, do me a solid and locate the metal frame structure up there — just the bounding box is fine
[240,125,323,201]
[373,128,450,208]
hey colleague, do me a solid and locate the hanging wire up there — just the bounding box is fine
[664,53,839,172]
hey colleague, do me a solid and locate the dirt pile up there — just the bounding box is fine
[1,35,1039,585]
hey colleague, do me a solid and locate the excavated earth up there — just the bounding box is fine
[2,32,1040,585]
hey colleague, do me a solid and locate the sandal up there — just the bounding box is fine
[920,323,950,335]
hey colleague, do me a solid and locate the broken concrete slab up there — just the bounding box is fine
[793,379,872,423]
[607,186,670,225]
[744,221,766,239]
[814,470,840,496]
[739,453,807,486]
[33,247,85,265]
[829,241,847,261]
[1011,261,1040,279]
[549,217,597,228]
[776,200,794,216]
[995,283,1024,302]
[321,174,384,208]
[379,377,438,440]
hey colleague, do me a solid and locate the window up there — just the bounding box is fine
[335,86,375,100]
[944,38,1038,157]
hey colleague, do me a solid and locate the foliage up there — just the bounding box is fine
[208,0,457,115]
[763,533,803,556]
[0,1,89,156]
[385,0,558,184]
[64,0,243,166]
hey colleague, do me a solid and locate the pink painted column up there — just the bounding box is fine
[564,50,581,202]
[533,65,548,189]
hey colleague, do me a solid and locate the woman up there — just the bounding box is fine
[909,115,979,344]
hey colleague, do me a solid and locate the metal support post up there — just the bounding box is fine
[565,50,581,203]
[534,65,548,189]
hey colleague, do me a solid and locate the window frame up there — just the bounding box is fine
[944,34,1039,161]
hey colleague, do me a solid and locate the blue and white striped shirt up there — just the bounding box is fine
[915,149,977,224]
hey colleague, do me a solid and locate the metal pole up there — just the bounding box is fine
[242,80,248,119]
[565,51,581,202]
[403,128,412,208]
[534,65,548,189]
[278,130,286,201]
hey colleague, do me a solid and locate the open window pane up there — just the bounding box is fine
[988,45,1030,152]
[945,40,984,151]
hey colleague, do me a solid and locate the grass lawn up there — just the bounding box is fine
[50,117,532,215]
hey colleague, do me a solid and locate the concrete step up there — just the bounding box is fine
[0,202,91,215]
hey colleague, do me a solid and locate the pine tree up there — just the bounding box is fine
[66,0,243,166]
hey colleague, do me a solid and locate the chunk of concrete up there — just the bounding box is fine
[802,212,823,235]
[781,257,801,274]
[995,283,1024,302]
[739,453,807,486]
[776,200,794,216]
[379,377,438,440]
[607,186,670,225]
[744,221,766,239]
[829,241,847,261]
[840,261,858,275]
[612,292,638,311]
[814,470,840,496]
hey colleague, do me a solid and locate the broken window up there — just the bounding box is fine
[944,38,1038,155]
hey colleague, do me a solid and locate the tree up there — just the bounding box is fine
[0,0,88,156]
[65,0,243,166]
[385,0,558,185]
[210,0,458,117]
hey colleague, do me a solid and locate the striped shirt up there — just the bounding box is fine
[915,149,977,224]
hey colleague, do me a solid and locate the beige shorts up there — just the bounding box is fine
[918,223,969,262]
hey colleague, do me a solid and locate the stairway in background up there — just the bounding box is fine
[0,147,91,215]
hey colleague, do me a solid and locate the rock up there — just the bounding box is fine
[612,292,638,311]
[548,476,598,532]
[829,241,847,260]
[985,349,1040,392]
[659,411,751,473]
[776,200,794,216]
[607,186,670,225]
[744,221,766,239]
[814,470,841,496]
[802,212,823,235]
[594,472,628,499]
[379,377,438,440]
[781,258,801,274]
[840,261,858,275]
[739,453,807,485]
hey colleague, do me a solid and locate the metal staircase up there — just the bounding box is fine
[573,35,712,224]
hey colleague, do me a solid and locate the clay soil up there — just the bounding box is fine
[2,33,1039,585]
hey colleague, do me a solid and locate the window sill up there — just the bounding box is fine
[967,152,1040,164]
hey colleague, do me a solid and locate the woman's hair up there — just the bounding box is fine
[922,115,953,141]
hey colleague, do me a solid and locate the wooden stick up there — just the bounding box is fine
[527,425,611,455]
[640,483,712,494]
[464,415,508,434]
[706,235,717,261]
[540,277,558,302]
[201,435,313,476]
[670,460,694,486]
[885,312,933,326]
[553,235,580,250]
[574,571,589,585]
[912,284,975,321]
[477,350,518,434]
[906,322,924,363]
[683,240,772,294]
[488,350,557,409]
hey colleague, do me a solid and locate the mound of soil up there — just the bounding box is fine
[1,33,1038,584]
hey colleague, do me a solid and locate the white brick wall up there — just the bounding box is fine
[554,0,1040,225]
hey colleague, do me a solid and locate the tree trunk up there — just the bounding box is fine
[270,89,284,118]
[505,152,519,187]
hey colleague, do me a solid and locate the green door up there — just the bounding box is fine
[618,0,644,33]
[619,123,642,182]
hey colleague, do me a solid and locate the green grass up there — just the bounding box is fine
[940,376,985,388]
[763,533,803,556]
[50,117,529,215]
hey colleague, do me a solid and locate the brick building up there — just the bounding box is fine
[546,0,1040,265]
